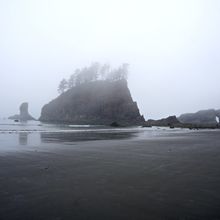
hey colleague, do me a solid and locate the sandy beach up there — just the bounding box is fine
[0,129,220,220]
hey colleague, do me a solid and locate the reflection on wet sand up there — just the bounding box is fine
[14,129,139,147]
[40,130,137,144]
[19,132,28,145]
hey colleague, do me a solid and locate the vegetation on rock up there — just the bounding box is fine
[58,63,129,94]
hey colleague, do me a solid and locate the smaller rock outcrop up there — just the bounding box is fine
[178,109,218,125]
[144,109,220,129]
[144,116,181,127]
[9,102,35,121]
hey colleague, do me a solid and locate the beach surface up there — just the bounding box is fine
[0,128,220,220]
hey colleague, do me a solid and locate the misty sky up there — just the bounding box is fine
[0,0,220,120]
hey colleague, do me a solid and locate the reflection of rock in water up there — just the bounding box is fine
[40,131,136,143]
[19,132,28,145]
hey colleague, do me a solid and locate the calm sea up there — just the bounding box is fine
[0,118,188,152]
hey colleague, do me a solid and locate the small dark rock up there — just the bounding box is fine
[110,122,120,127]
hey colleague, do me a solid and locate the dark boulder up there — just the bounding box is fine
[110,122,120,127]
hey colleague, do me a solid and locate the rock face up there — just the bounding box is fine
[145,116,181,127]
[39,79,145,125]
[9,102,35,121]
[178,109,219,125]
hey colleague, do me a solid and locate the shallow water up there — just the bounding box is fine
[0,119,191,152]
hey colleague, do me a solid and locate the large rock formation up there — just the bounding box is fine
[39,79,145,125]
[178,109,219,125]
[9,102,35,121]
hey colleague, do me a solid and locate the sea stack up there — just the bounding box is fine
[9,102,35,121]
[39,79,145,126]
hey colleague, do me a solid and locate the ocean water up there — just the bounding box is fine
[0,118,190,152]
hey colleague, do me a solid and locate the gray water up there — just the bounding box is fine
[0,119,190,152]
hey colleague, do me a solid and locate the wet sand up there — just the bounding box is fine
[0,130,220,220]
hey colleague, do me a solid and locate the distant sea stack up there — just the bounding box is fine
[178,109,220,125]
[40,79,145,125]
[9,102,35,121]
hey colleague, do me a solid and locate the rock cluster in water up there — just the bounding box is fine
[144,109,220,129]
[178,109,220,125]
[9,102,35,121]
[144,116,181,128]
[39,79,145,126]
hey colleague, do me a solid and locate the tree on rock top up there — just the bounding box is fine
[58,78,68,94]
[58,63,129,94]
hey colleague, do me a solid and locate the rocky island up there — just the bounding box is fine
[40,63,145,126]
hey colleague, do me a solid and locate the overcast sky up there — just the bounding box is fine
[0,0,220,120]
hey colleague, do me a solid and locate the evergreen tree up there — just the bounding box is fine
[58,63,129,93]
[58,78,68,94]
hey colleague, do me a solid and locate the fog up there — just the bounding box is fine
[0,0,220,120]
